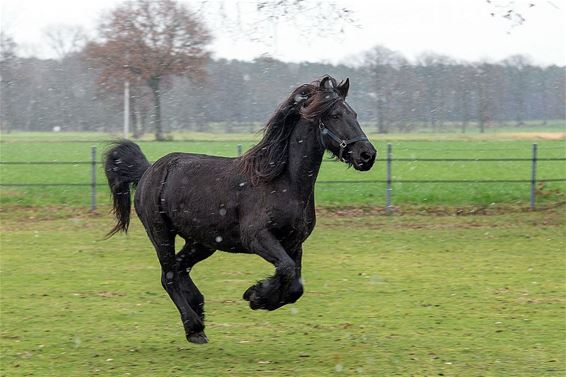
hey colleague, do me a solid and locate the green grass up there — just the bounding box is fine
[378,120,566,134]
[1,132,565,207]
[1,207,564,376]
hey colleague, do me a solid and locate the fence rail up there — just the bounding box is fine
[2,157,565,164]
[1,144,565,213]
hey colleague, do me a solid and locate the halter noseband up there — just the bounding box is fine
[318,120,368,162]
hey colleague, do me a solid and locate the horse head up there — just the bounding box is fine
[304,76,377,171]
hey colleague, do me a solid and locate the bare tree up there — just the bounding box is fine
[43,24,87,59]
[484,0,560,30]
[503,54,532,126]
[416,53,455,130]
[0,31,17,62]
[363,46,406,133]
[474,62,503,133]
[83,0,211,140]
[196,0,356,56]
[454,63,475,133]
[0,31,18,132]
[253,0,356,35]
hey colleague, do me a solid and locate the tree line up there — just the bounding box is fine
[2,51,564,136]
[0,0,564,138]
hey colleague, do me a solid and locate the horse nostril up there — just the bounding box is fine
[360,151,372,162]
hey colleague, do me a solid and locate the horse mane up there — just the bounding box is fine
[238,75,345,185]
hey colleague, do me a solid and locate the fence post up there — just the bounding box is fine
[91,146,97,212]
[237,144,242,157]
[530,143,538,210]
[386,143,392,215]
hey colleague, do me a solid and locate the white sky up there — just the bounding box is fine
[1,0,565,66]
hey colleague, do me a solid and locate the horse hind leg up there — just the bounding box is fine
[146,225,208,344]
[175,242,215,322]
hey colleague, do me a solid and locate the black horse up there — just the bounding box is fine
[104,76,377,344]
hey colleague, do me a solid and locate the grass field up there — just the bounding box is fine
[1,130,565,375]
[1,206,564,376]
[1,131,565,207]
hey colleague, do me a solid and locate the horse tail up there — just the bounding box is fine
[104,140,151,238]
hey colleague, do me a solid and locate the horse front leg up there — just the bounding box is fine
[243,231,303,310]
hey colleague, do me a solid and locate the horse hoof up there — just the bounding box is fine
[243,286,255,301]
[187,331,208,344]
[249,299,264,310]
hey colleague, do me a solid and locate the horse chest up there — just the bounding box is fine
[267,203,315,246]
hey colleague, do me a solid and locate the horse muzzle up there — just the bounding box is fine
[350,142,377,171]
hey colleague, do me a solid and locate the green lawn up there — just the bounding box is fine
[1,207,564,376]
[1,132,565,207]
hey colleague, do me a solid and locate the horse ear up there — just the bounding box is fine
[338,78,350,98]
[320,76,334,90]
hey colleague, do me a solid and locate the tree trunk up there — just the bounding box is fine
[377,99,387,134]
[541,73,548,126]
[461,92,469,134]
[377,114,387,134]
[149,77,165,141]
[479,104,487,133]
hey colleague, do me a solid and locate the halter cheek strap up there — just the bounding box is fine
[318,120,369,161]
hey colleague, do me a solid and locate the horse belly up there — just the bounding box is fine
[165,182,245,252]
[174,211,245,253]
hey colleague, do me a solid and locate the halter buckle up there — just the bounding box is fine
[339,140,347,149]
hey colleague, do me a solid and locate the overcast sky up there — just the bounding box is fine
[1,0,564,66]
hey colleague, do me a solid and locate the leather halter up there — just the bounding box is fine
[318,119,369,162]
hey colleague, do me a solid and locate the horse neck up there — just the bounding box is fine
[285,119,325,196]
